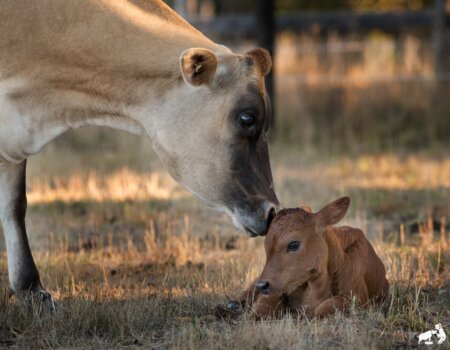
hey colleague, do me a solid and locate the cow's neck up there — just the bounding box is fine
[0,0,217,162]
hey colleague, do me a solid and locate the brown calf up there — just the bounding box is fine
[235,197,389,318]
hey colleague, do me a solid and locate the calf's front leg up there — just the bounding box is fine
[233,281,285,318]
[313,296,346,318]
[252,293,285,319]
[234,280,261,308]
[0,160,54,311]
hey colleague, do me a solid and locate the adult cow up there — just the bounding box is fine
[0,0,279,306]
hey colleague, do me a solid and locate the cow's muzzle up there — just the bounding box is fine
[239,203,278,237]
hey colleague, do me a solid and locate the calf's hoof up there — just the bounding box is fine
[226,301,241,312]
[214,301,242,319]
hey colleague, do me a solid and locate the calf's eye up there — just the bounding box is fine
[239,112,256,128]
[287,241,300,252]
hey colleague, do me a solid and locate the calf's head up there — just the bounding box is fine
[256,197,351,295]
[150,47,278,236]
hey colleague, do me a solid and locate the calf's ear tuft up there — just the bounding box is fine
[180,48,218,87]
[316,196,351,228]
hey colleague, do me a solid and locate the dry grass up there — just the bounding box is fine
[27,169,183,204]
[0,211,448,349]
[0,130,449,349]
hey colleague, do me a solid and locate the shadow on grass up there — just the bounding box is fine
[0,290,226,348]
[0,256,232,347]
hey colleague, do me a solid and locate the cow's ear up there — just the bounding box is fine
[316,197,350,229]
[180,48,218,87]
[246,48,272,76]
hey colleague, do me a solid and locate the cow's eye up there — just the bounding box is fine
[287,241,300,252]
[239,112,256,128]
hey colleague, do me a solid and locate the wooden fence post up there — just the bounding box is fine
[256,0,276,131]
[432,0,446,78]
[213,0,221,16]
[174,0,188,18]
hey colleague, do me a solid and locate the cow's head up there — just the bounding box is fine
[149,46,278,236]
[255,197,351,295]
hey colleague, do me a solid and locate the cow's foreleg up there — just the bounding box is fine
[0,160,54,311]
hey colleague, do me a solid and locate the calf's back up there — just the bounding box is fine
[329,226,389,304]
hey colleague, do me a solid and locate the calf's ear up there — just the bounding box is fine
[180,48,218,87]
[316,197,350,228]
[300,205,312,213]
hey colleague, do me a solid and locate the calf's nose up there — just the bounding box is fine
[255,280,270,293]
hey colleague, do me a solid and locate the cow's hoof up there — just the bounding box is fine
[13,289,57,316]
[36,290,57,316]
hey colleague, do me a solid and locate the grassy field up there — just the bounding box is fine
[0,128,449,349]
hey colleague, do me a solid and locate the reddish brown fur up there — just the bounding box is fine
[236,197,389,319]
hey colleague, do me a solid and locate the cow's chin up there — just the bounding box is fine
[227,213,252,236]
[232,217,256,237]
[210,202,272,237]
[244,228,259,238]
[213,205,258,237]
[233,208,269,237]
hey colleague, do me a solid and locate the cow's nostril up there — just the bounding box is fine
[255,280,270,292]
[267,207,276,228]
